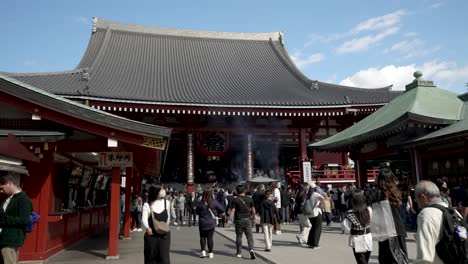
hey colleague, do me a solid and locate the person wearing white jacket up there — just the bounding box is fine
[414,180,447,264]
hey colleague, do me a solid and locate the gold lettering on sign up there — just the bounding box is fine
[142,137,167,150]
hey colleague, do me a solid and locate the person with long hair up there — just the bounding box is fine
[142,184,175,264]
[295,183,311,246]
[195,188,225,259]
[341,189,373,264]
[368,165,408,264]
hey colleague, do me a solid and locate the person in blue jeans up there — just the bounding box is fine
[227,185,257,260]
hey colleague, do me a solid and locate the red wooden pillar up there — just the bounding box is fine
[274,139,279,176]
[299,128,307,179]
[132,170,139,194]
[299,128,307,161]
[107,167,120,259]
[20,148,54,261]
[410,148,422,184]
[355,159,367,189]
[123,167,132,238]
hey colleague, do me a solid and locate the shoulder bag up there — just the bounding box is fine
[150,199,170,234]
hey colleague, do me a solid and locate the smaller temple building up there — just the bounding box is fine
[311,72,468,189]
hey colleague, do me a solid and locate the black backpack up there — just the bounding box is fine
[427,204,468,264]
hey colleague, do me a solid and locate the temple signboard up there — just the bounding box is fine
[99,152,133,168]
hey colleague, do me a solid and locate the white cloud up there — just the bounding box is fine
[340,65,414,90]
[304,10,407,47]
[336,27,399,54]
[351,10,407,34]
[75,16,90,25]
[339,61,468,91]
[290,50,325,68]
[384,39,440,59]
[430,2,444,9]
[385,39,423,53]
[404,32,419,37]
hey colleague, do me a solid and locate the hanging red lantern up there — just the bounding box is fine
[198,132,229,156]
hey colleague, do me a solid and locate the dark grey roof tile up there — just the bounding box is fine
[2,18,401,107]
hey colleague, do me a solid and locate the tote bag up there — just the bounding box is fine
[370,200,397,241]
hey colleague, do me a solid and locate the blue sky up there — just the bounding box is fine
[2,0,467,93]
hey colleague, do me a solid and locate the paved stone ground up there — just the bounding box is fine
[43,225,269,264]
[39,221,418,264]
[216,222,418,264]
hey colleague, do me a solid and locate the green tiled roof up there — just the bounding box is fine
[310,83,463,150]
[407,93,468,144]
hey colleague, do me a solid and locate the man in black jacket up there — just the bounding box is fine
[186,192,198,226]
[0,173,33,264]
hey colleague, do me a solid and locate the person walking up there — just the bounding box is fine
[195,188,225,258]
[413,180,465,264]
[186,192,198,226]
[142,184,174,264]
[322,188,334,226]
[280,185,290,225]
[295,183,311,246]
[259,190,278,252]
[271,182,282,235]
[131,192,143,232]
[305,182,324,249]
[252,184,265,233]
[368,165,408,264]
[0,173,33,264]
[341,189,373,264]
[174,191,185,226]
[227,185,257,260]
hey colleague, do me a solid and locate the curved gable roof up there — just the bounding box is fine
[310,84,463,150]
[2,18,400,108]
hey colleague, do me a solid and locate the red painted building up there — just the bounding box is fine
[2,18,400,191]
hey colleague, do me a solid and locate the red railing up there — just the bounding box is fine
[288,169,379,184]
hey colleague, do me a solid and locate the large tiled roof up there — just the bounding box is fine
[2,18,400,108]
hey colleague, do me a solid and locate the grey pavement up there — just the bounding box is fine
[40,221,418,264]
[43,225,269,264]
[216,222,418,264]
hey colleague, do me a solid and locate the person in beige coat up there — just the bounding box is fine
[322,189,334,226]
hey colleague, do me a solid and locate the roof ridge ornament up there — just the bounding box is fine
[92,17,98,33]
[310,80,319,90]
[405,71,435,92]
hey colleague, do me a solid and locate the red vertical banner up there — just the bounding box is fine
[107,167,120,259]
[187,132,194,193]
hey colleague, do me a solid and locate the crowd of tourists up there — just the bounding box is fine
[140,167,468,264]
